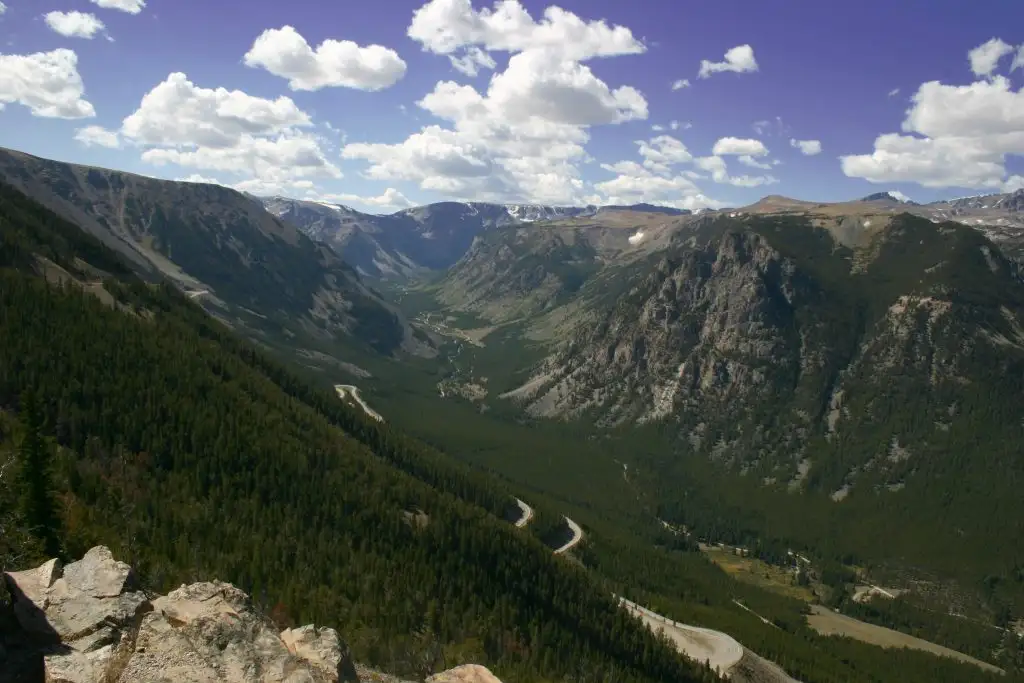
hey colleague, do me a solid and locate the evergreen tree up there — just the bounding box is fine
[18,390,61,558]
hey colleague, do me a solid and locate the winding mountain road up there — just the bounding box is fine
[553,516,584,554]
[513,498,534,528]
[334,384,384,422]
[619,597,744,677]
[333,387,777,679]
[512,502,790,680]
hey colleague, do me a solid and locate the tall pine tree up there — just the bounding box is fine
[18,391,61,558]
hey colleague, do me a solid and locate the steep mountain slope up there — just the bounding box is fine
[261,197,425,280]
[0,185,711,683]
[433,210,688,324]
[926,189,1024,259]
[508,213,1024,482]
[0,148,418,358]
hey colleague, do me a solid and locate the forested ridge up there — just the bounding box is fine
[0,182,715,683]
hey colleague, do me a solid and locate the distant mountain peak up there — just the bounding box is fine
[861,190,917,205]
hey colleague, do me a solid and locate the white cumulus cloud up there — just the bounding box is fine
[342,1,650,206]
[89,0,145,14]
[739,154,772,169]
[694,154,777,187]
[408,0,646,66]
[316,187,415,212]
[592,132,777,209]
[243,25,407,91]
[0,48,95,118]
[122,72,312,147]
[594,161,720,211]
[449,46,496,76]
[671,78,690,90]
[712,137,768,156]
[120,73,339,195]
[698,44,758,79]
[177,174,224,185]
[0,2,9,16]
[75,125,121,148]
[637,135,692,174]
[1013,45,1024,72]
[842,41,1024,191]
[44,11,106,39]
[968,38,1014,77]
[483,50,647,126]
[790,138,822,155]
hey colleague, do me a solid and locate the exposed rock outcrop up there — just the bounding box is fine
[426,664,503,683]
[2,547,499,683]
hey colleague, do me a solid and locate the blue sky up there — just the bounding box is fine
[0,0,1022,213]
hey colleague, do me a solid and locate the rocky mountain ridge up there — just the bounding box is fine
[0,147,425,363]
[260,198,592,280]
[0,546,502,683]
[262,197,690,280]
[266,187,1024,284]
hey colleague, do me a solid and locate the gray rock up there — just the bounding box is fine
[117,581,333,682]
[281,625,359,683]
[4,548,358,683]
[3,546,150,683]
[427,665,503,683]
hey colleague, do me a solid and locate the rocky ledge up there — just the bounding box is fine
[1,546,502,683]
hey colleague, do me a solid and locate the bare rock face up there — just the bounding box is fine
[2,547,357,683]
[426,664,503,683]
[3,546,149,683]
[281,625,359,683]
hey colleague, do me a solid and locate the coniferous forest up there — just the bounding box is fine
[0,182,714,683]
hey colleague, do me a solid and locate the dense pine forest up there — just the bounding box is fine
[0,182,715,683]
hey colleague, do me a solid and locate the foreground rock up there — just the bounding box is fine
[2,546,504,683]
[427,665,503,683]
[2,547,358,682]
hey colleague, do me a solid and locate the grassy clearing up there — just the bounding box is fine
[702,546,817,603]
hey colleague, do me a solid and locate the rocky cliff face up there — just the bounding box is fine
[501,213,1024,494]
[1,547,502,683]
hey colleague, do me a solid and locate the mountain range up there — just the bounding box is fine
[261,196,690,280]
[265,188,1024,281]
[4,145,1024,680]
